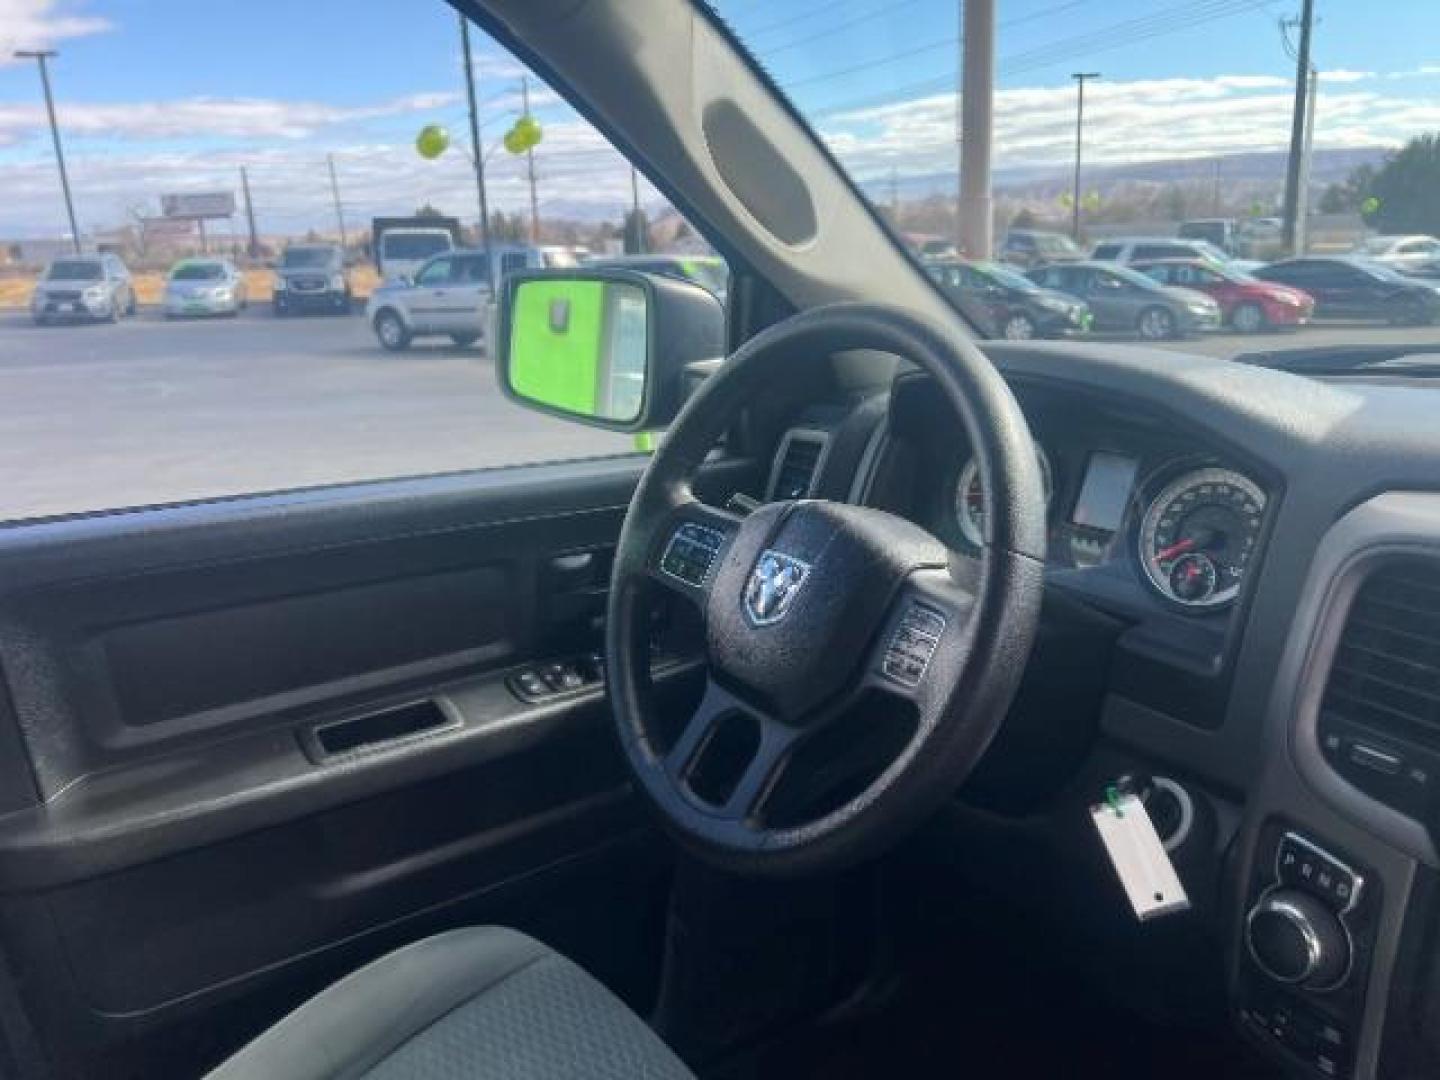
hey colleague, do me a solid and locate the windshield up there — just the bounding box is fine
[46,261,102,281]
[382,234,452,260]
[1357,260,1414,284]
[976,262,1038,292]
[714,1,1440,350]
[1354,237,1398,255]
[171,263,225,281]
[281,248,335,268]
[1034,234,1079,256]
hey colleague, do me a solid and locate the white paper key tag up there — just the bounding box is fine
[1090,788,1190,921]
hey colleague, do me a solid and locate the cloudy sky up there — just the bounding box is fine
[1,0,1437,239]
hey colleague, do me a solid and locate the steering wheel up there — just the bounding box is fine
[606,303,1046,875]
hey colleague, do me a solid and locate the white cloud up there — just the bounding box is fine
[0,92,462,146]
[0,116,646,237]
[0,0,111,61]
[817,72,1423,183]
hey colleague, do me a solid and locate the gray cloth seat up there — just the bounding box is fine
[207,926,696,1080]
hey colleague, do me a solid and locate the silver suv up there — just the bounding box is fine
[30,253,136,325]
[365,249,493,351]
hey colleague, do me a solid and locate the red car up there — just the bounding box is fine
[1132,257,1315,332]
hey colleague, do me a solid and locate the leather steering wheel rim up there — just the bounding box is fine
[606,302,1046,876]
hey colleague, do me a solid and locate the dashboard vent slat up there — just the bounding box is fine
[770,432,826,501]
[1323,559,1440,752]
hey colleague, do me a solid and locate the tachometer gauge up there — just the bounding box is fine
[954,447,1053,548]
[1139,467,1266,609]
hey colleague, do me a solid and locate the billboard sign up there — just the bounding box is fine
[141,217,198,239]
[161,192,236,219]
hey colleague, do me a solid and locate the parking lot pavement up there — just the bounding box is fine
[0,308,1437,523]
[1142,321,1440,359]
[0,307,631,521]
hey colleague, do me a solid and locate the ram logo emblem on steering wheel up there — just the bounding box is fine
[744,550,810,626]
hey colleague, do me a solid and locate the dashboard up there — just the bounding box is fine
[883,375,1271,611]
[752,338,1440,1080]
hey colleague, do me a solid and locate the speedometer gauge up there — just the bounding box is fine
[954,447,1053,548]
[1139,467,1266,609]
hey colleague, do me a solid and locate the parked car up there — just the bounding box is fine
[998,228,1084,269]
[1178,218,1239,255]
[273,244,350,315]
[1091,235,1236,266]
[162,258,248,318]
[29,253,135,325]
[1026,260,1222,339]
[1254,256,1440,325]
[1349,234,1440,274]
[925,260,1091,339]
[1130,257,1314,332]
[365,248,493,350]
[589,253,730,302]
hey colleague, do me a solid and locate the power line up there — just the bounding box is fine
[1001,0,1274,76]
[740,0,857,42]
[781,0,1119,95]
[758,0,928,59]
[802,0,1275,117]
[787,35,957,91]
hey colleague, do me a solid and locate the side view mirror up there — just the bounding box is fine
[497,268,724,432]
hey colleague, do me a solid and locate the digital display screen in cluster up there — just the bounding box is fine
[1071,452,1140,533]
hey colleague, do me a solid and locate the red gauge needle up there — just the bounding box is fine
[1156,538,1196,563]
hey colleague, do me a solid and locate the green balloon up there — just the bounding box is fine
[1361,196,1380,215]
[515,116,542,146]
[503,127,526,155]
[415,124,450,160]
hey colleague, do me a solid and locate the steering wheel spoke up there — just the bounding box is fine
[664,675,802,827]
[643,497,742,604]
[866,568,978,704]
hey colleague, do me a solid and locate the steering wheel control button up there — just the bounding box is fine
[660,523,726,588]
[882,604,946,687]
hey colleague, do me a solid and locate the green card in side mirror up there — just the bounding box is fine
[507,278,648,424]
[498,268,724,433]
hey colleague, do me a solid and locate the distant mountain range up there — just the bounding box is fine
[863,146,1391,204]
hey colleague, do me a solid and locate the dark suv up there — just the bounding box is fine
[272,244,350,315]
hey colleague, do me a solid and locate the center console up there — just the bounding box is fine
[1232,494,1440,1080]
[1238,827,1380,1078]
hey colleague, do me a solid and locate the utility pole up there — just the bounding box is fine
[521,75,540,244]
[15,50,81,252]
[326,153,348,251]
[953,6,963,254]
[1280,0,1314,255]
[1070,72,1100,243]
[958,0,995,259]
[459,14,493,259]
[630,164,645,253]
[1294,65,1318,255]
[240,166,260,258]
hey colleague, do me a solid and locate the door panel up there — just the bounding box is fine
[0,453,764,1078]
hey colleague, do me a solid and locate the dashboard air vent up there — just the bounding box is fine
[1323,560,1440,754]
[770,432,826,501]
